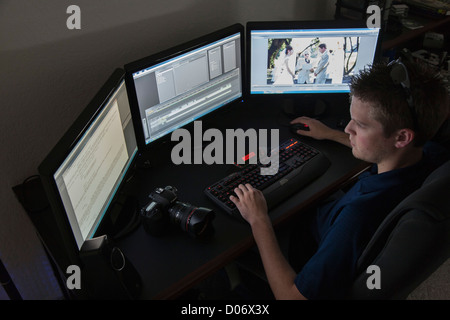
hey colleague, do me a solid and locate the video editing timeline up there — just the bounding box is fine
[131,33,242,145]
[249,27,380,94]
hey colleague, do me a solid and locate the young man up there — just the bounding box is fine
[229,61,449,299]
[313,43,329,84]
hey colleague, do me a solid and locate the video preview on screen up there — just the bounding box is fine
[249,27,380,94]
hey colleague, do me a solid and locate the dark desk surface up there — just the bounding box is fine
[117,98,369,299]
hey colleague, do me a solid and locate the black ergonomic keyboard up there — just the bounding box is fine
[204,137,330,218]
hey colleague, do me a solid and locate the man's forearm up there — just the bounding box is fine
[230,184,307,299]
[250,220,306,300]
[291,117,351,148]
[329,130,351,147]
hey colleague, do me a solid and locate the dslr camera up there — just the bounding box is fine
[140,186,215,239]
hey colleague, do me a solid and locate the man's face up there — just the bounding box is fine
[345,96,397,164]
[319,47,326,53]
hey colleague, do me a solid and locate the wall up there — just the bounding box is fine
[0,0,335,299]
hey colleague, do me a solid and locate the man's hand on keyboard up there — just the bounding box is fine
[229,183,269,226]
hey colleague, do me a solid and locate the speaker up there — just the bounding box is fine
[80,235,142,299]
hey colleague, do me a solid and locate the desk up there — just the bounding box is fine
[117,98,369,299]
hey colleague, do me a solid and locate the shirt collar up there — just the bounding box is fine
[357,154,426,194]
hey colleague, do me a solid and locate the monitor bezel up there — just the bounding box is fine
[38,68,137,263]
[124,23,245,152]
[245,20,382,102]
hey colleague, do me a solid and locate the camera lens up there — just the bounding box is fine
[168,202,215,238]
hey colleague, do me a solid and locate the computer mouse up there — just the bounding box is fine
[290,123,310,133]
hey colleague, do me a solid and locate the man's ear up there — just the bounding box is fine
[394,128,415,148]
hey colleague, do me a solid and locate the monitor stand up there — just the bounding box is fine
[282,95,328,119]
[98,193,140,241]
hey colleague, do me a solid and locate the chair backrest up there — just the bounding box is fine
[348,160,450,299]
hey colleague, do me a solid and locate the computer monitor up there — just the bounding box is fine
[124,23,244,150]
[246,20,381,97]
[38,68,138,252]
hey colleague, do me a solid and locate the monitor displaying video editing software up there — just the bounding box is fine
[39,69,138,251]
[124,24,244,148]
[247,21,380,96]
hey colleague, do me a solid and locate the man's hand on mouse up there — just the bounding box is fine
[290,117,335,140]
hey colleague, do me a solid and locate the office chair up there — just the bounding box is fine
[348,159,450,299]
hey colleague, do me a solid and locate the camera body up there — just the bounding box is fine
[140,186,215,239]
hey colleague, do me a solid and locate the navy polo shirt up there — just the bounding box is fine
[294,142,449,299]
